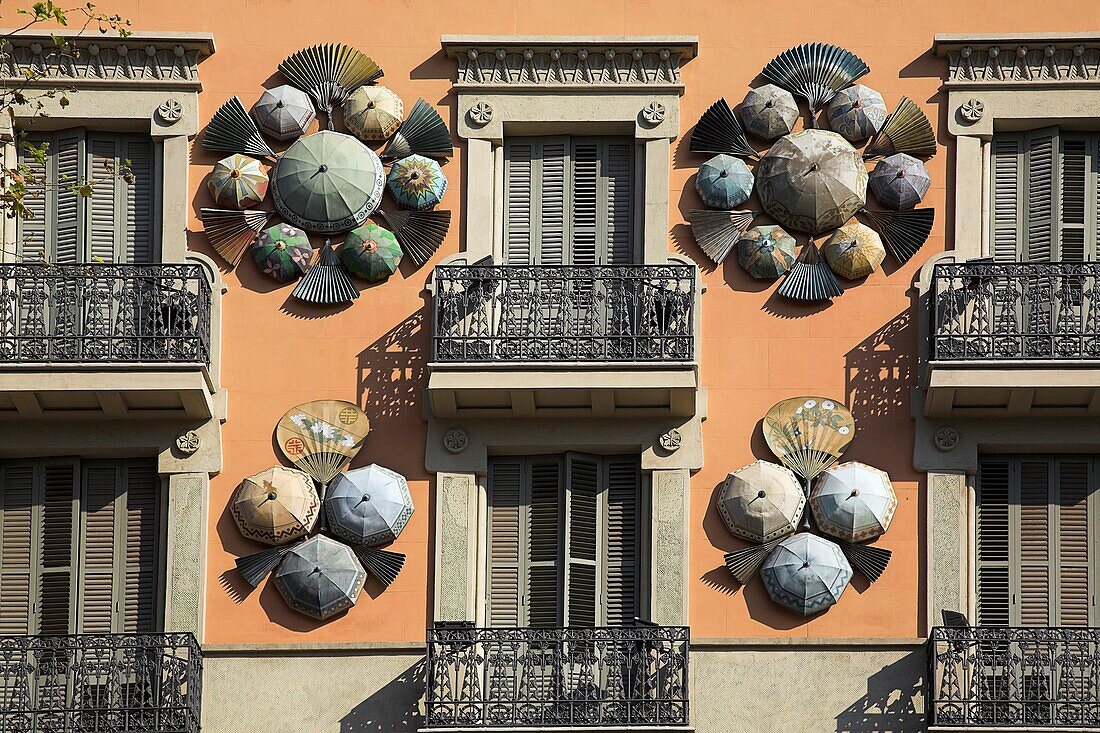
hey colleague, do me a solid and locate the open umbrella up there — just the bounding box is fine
[760,532,852,616]
[325,463,414,547]
[756,129,867,235]
[272,130,385,232]
[822,221,885,279]
[341,223,403,282]
[387,154,447,211]
[344,85,404,141]
[810,461,898,542]
[272,535,367,620]
[717,461,805,543]
[251,223,312,283]
[740,84,799,141]
[230,466,320,546]
[208,154,268,210]
[869,153,930,210]
[737,225,796,280]
[826,84,887,142]
[252,84,316,141]
[695,154,754,210]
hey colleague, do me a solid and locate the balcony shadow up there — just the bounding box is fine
[340,658,426,733]
[834,652,926,733]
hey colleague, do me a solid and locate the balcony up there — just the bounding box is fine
[0,263,216,420]
[928,625,1100,730]
[425,625,690,730]
[0,632,203,733]
[924,261,1100,417]
[427,264,699,419]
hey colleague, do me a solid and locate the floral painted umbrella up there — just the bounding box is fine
[822,221,885,279]
[387,154,447,211]
[341,223,403,281]
[251,223,312,282]
[344,85,404,141]
[737,225,796,280]
[207,154,268,209]
[253,84,316,141]
[696,154,754,209]
[760,532,853,616]
[272,535,367,621]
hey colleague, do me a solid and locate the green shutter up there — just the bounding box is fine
[121,136,155,264]
[0,462,36,634]
[527,458,562,627]
[603,457,640,626]
[16,134,50,263]
[488,458,525,627]
[88,134,121,264]
[15,131,84,264]
[564,453,600,627]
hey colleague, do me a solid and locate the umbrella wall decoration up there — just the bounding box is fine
[230,400,413,620]
[199,43,453,306]
[687,42,937,301]
[720,396,896,614]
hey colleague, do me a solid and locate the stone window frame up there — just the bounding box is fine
[432,36,698,629]
[919,33,1100,631]
[0,29,220,639]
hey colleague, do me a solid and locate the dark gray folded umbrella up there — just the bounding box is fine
[868,153,931,210]
[273,535,367,620]
[325,464,414,547]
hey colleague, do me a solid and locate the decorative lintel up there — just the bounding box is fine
[441,35,697,90]
[0,29,215,91]
[934,32,1100,85]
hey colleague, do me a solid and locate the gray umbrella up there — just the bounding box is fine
[810,461,898,542]
[740,84,799,141]
[695,154,754,210]
[868,153,931,210]
[760,532,852,616]
[325,464,414,547]
[252,84,316,142]
[273,535,367,620]
[756,129,867,235]
[717,460,805,543]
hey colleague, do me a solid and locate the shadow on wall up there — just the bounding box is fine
[835,651,926,733]
[341,658,426,733]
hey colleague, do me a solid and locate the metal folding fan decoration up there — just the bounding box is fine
[198,44,453,304]
[230,399,413,620]
[720,396,896,614]
[687,42,936,300]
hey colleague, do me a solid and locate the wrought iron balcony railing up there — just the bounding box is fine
[432,265,695,363]
[0,263,211,365]
[0,632,203,733]
[425,625,690,728]
[930,261,1100,361]
[929,625,1100,728]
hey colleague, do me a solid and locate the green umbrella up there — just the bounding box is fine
[251,223,312,283]
[737,225,796,280]
[386,154,447,211]
[341,223,403,282]
[271,130,385,233]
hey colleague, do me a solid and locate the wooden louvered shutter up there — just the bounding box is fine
[570,138,635,266]
[538,139,569,265]
[504,138,570,265]
[0,462,36,634]
[1017,459,1052,626]
[977,458,1011,626]
[1060,135,1089,262]
[504,140,534,265]
[81,461,120,633]
[527,458,562,627]
[123,461,159,632]
[38,459,78,635]
[602,457,640,626]
[488,459,525,627]
[564,453,600,627]
[16,134,50,263]
[1023,127,1060,263]
[54,130,85,265]
[990,134,1023,262]
[1055,459,1091,626]
[605,141,634,265]
[571,141,599,266]
[120,136,154,263]
[88,134,121,263]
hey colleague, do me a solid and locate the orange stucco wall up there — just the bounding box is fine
[97,0,1100,645]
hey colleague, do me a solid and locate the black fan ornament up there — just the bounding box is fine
[687,42,937,300]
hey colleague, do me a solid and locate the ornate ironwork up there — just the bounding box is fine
[0,264,211,365]
[432,265,695,363]
[930,261,1100,361]
[929,625,1100,728]
[0,633,202,733]
[425,625,690,728]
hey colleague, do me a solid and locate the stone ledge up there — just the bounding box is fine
[934,32,1100,86]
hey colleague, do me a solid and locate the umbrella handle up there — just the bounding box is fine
[800,475,812,531]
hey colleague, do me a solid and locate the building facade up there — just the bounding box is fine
[0,2,1098,733]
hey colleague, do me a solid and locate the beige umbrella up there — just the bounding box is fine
[231,466,320,546]
[344,85,404,141]
[822,220,885,279]
[717,461,806,544]
[756,129,867,235]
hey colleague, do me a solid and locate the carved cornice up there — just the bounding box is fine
[0,30,215,91]
[441,35,697,91]
[935,32,1100,86]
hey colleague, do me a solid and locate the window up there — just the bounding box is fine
[990,129,1100,262]
[0,458,161,635]
[487,454,642,627]
[16,129,156,264]
[976,455,1099,626]
[504,136,635,265]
